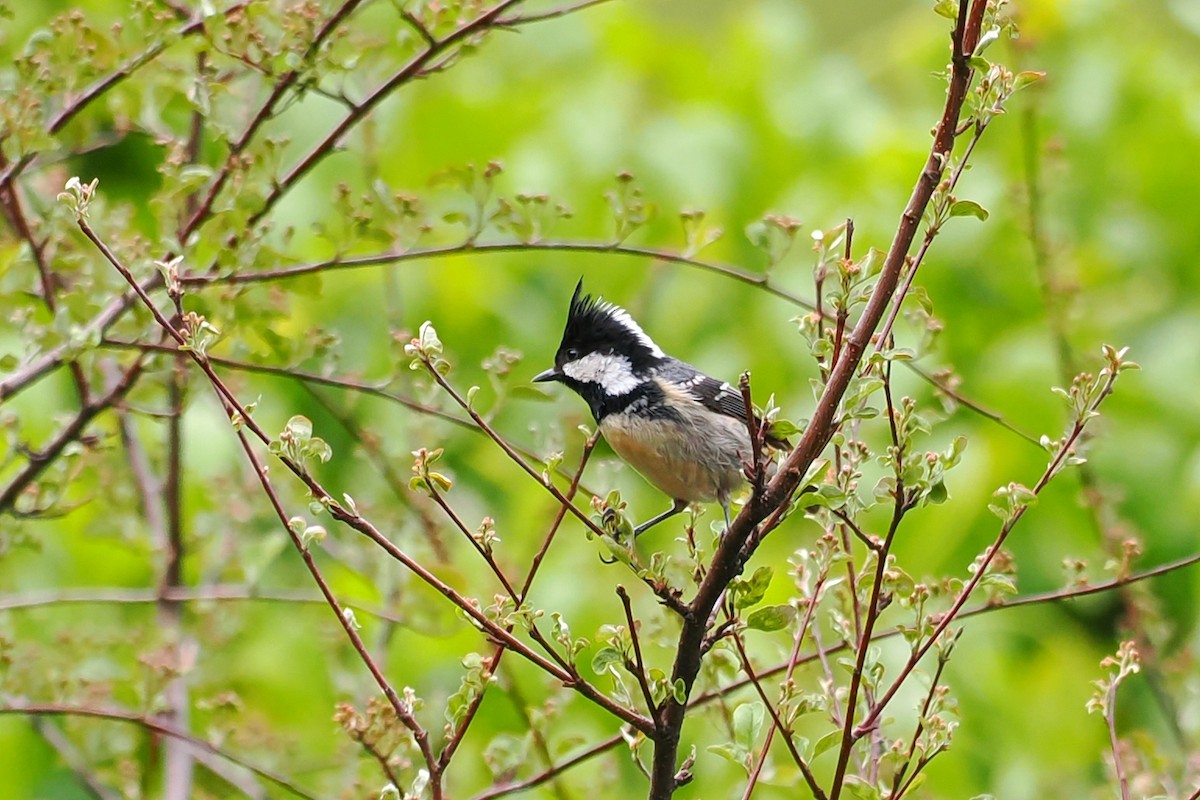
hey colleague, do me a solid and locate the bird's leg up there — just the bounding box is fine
[720,496,733,534]
[634,498,688,537]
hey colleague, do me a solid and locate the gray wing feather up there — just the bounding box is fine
[657,359,747,422]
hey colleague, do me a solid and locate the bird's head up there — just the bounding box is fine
[533,279,664,397]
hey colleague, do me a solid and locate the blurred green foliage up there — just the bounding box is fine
[1,0,1198,798]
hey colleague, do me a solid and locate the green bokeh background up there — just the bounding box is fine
[2,0,1199,797]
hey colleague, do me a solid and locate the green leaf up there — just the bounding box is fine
[590,647,622,675]
[286,415,313,440]
[1013,70,1046,93]
[705,743,747,768]
[802,483,848,511]
[979,572,1018,596]
[746,604,796,632]
[768,418,803,438]
[949,199,989,221]
[734,565,773,609]
[932,0,958,19]
[733,702,764,750]
[813,728,842,759]
[844,775,884,800]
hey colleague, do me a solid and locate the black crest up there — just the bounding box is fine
[557,279,664,371]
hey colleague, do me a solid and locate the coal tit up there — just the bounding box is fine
[534,280,788,535]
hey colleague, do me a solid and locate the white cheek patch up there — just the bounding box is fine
[562,353,640,395]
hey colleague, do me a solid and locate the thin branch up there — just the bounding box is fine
[618,585,660,727]
[907,362,1041,447]
[646,1,989,794]
[79,216,651,735]
[731,629,825,800]
[872,123,989,353]
[0,154,91,403]
[225,415,444,798]
[0,356,146,514]
[299,382,450,560]
[438,434,600,769]
[855,361,1123,738]
[0,584,405,621]
[101,337,604,501]
[179,239,815,309]
[888,654,949,797]
[427,485,522,600]
[828,505,905,799]
[470,732,625,800]
[497,0,617,26]
[246,0,526,230]
[0,3,251,190]
[4,543,1195,796]
[29,716,122,800]
[417,354,614,544]
[179,0,369,242]
[1106,678,1131,800]
[0,277,156,403]
[1,703,318,800]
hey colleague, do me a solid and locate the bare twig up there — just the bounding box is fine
[618,585,661,726]
[179,239,815,309]
[497,0,616,26]
[179,0,369,242]
[0,356,146,514]
[438,434,600,769]
[1,703,317,800]
[731,630,825,800]
[907,362,1041,446]
[470,732,625,800]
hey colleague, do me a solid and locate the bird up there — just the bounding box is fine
[533,279,789,536]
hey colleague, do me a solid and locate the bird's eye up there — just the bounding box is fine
[565,347,580,361]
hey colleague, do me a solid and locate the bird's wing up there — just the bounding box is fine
[658,360,748,421]
[658,359,792,450]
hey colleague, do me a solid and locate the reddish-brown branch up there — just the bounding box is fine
[731,630,825,800]
[246,0,525,230]
[646,3,988,795]
[827,504,905,799]
[225,410,445,798]
[79,216,652,736]
[855,372,1117,738]
[889,656,949,797]
[438,434,599,769]
[0,154,91,403]
[471,732,625,800]
[618,585,661,727]
[0,356,145,513]
[178,239,815,309]
[0,3,251,190]
[179,0,368,242]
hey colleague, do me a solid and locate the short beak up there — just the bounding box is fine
[533,367,561,383]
